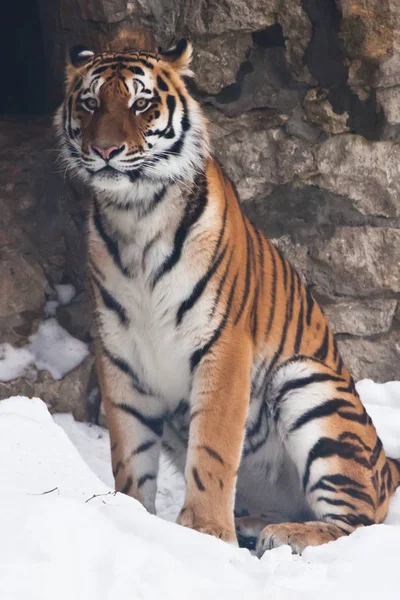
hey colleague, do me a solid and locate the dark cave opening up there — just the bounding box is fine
[0,0,47,114]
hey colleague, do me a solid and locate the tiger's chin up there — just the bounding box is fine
[89,167,139,193]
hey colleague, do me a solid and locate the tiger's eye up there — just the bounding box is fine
[132,98,151,113]
[84,98,98,111]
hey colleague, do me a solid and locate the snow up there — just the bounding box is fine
[0,343,35,382]
[55,283,76,306]
[0,319,89,383]
[1,381,400,599]
[44,299,59,317]
[27,318,89,380]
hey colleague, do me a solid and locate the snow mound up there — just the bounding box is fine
[1,381,400,599]
[0,319,89,383]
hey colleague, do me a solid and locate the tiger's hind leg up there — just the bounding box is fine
[257,356,387,556]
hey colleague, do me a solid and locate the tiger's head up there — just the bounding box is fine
[54,37,209,195]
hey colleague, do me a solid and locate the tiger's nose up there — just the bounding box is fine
[91,144,124,160]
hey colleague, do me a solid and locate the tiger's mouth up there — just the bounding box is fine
[87,165,142,178]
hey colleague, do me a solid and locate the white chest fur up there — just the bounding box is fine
[88,182,219,409]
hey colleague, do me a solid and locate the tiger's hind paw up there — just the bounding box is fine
[256,522,344,556]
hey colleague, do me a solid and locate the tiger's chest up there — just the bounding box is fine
[89,208,216,406]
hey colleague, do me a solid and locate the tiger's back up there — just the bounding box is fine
[56,29,400,555]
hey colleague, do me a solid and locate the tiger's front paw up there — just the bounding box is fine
[177,505,238,545]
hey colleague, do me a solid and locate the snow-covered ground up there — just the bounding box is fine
[0,380,400,599]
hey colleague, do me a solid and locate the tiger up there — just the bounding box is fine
[55,28,400,556]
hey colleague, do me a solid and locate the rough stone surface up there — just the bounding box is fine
[312,135,400,217]
[303,88,349,134]
[0,249,46,317]
[308,227,400,297]
[323,299,398,336]
[0,355,95,421]
[2,0,400,418]
[191,33,252,95]
[338,333,400,383]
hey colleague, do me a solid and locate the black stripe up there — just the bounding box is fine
[201,445,224,464]
[341,487,375,508]
[265,244,277,337]
[323,512,374,528]
[294,293,304,354]
[121,476,133,495]
[192,467,205,491]
[178,92,191,132]
[137,473,156,488]
[115,403,164,437]
[103,347,149,396]
[92,275,128,325]
[251,282,259,339]
[131,440,156,456]
[305,286,315,326]
[338,431,372,453]
[153,176,208,287]
[234,225,253,325]
[274,372,346,408]
[290,399,354,432]
[113,460,123,477]
[176,242,228,325]
[128,66,145,76]
[315,324,330,362]
[254,227,265,292]
[310,474,365,492]
[317,496,356,510]
[140,186,167,218]
[93,201,130,277]
[303,437,370,490]
[157,74,169,91]
[210,249,234,318]
[190,273,238,371]
[337,410,368,425]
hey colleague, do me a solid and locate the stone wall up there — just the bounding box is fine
[1,0,400,417]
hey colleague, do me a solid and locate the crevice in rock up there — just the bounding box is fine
[252,24,286,49]
[0,0,47,114]
[301,0,384,140]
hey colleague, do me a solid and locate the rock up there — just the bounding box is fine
[245,184,367,244]
[192,33,252,95]
[376,86,400,124]
[283,107,322,143]
[339,0,395,61]
[308,227,400,297]
[209,44,304,116]
[0,354,94,421]
[322,299,397,336]
[338,332,400,383]
[0,249,46,317]
[185,0,279,36]
[312,135,400,217]
[278,0,314,84]
[304,88,349,134]
[210,115,315,201]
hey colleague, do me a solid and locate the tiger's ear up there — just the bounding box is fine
[159,40,193,77]
[69,45,95,68]
[64,45,95,88]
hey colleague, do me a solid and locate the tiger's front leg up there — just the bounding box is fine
[177,337,252,544]
[97,351,163,514]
